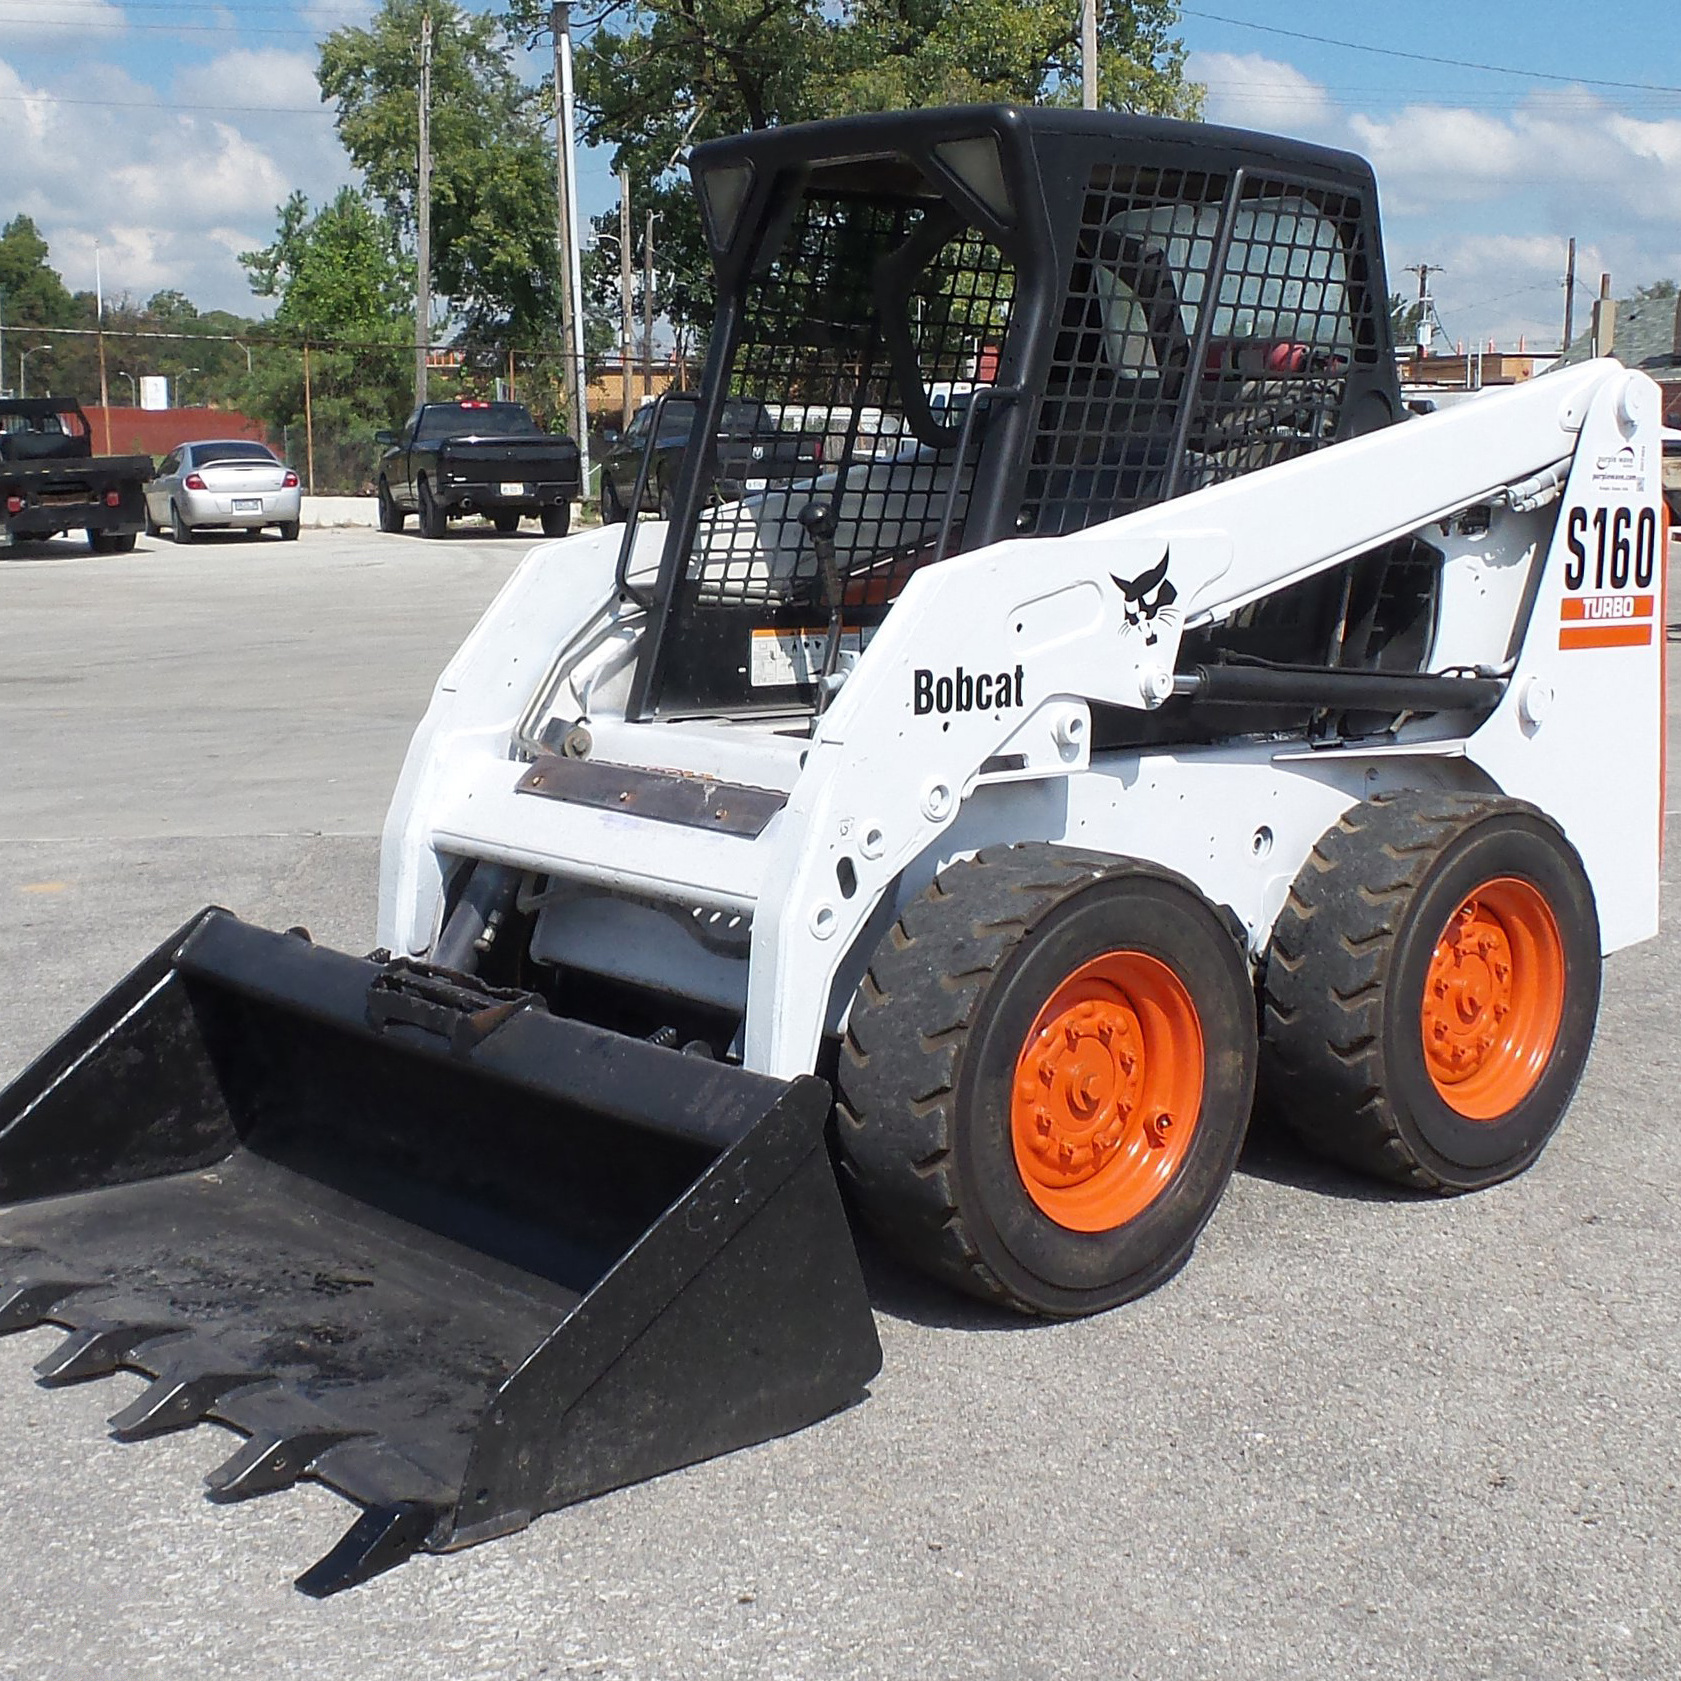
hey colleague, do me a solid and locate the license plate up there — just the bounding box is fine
[745,478,768,491]
[499,482,526,497]
[233,498,262,512]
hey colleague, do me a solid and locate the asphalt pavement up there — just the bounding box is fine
[1,523,1678,1680]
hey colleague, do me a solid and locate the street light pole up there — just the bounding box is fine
[550,1,591,486]
[1081,0,1098,109]
[116,370,137,405]
[415,10,433,405]
[619,169,634,431]
[643,209,656,400]
[19,344,49,397]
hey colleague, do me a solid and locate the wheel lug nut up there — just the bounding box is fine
[1432,1021,1448,1040]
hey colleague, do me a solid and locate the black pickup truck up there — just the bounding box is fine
[0,398,149,552]
[375,400,582,539]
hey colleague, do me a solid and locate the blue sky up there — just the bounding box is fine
[2,0,1677,348]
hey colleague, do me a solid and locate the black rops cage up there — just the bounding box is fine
[626,106,1399,721]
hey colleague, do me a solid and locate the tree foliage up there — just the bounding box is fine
[508,0,1200,336]
[0,215,76,329]
[319,0,560,348]
[239,187,414,472]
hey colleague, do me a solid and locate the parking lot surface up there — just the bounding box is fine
[2,525,1679,1679]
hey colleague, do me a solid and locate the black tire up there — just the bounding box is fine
[417,476,447,539]
[599,476,624,525]
[377,478,405,534]
[143,503,161,538]
[170,503,194,544]
[657,479,676,522]
[277,520,300,542]
[540,502,571,538]
[492,512,521,534]
[1261,792,1600,1192]
[87,530,136,554]
[836,844,1257,1317]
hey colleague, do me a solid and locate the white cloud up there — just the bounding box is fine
[0,49,352,312]
[1170,59,1681,345]
[1184,51,1334,136]
[0,0,126,44]
[1351,92,1681,222]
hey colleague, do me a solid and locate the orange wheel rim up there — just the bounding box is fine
[1420,877,1565,1120]
[1010,952,1203,1233]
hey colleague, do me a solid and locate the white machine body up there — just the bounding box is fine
[380,360,1667,1080]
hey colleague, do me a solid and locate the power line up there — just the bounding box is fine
[0,90,333,114]
[0,12,344,34]
[1181,8,1681,95]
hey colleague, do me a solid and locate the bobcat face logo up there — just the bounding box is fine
[1112,550,1179,647]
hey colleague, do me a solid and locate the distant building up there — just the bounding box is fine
[1554,290,1681,521]
[1554,290,1681,425]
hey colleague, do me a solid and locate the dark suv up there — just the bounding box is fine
[597,395,821,524]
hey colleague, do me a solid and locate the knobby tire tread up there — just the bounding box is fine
[1260,789,1552,1191]
[837,844,1148,1312]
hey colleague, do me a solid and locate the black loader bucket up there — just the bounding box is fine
[0,910,880,1595]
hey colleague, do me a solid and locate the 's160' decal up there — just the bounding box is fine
[1564,504,1659,592]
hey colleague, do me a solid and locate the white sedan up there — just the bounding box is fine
[145,439,302,542]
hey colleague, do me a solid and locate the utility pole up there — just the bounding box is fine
[415,10,433,405]
[1592,271,1617,359]
[302,340,316,495]
[550,2,590,482]
[643,210,655,399]
[95,240,111,451]
[619,168,634,430]
[1562,236,1577,352]
[1081,0,1098,110]
[1400,261,1443,359]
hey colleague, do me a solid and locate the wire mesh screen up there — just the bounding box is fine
[1023,165,1226,538]
[1023,167,1371,537]
[1192,176,1371,488]
[655,182,1014,711]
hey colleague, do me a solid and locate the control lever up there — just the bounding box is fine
[798,501,846,718]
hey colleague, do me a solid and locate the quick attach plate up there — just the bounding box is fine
[514,755,787,839]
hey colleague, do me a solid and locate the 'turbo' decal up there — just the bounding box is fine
[913,665,1025,716]
[1112,550,1179,646]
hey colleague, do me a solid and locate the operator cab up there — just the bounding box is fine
[625,105,1400,722]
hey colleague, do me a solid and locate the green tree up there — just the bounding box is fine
[0,214,78,394]
[513,0,1200,337]
[0,214,75,329]
[239,188,415,489]
[319,0,560,349]
[1635,279,1678,301]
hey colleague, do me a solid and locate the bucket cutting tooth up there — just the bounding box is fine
[205,1427,364,1504]
[108,1363,277,1443]
[0,1279,91,1334]
[295,1502,442,1599]
[34,1321,184,1387]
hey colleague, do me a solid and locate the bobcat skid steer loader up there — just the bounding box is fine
[0,106,1665,1593]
